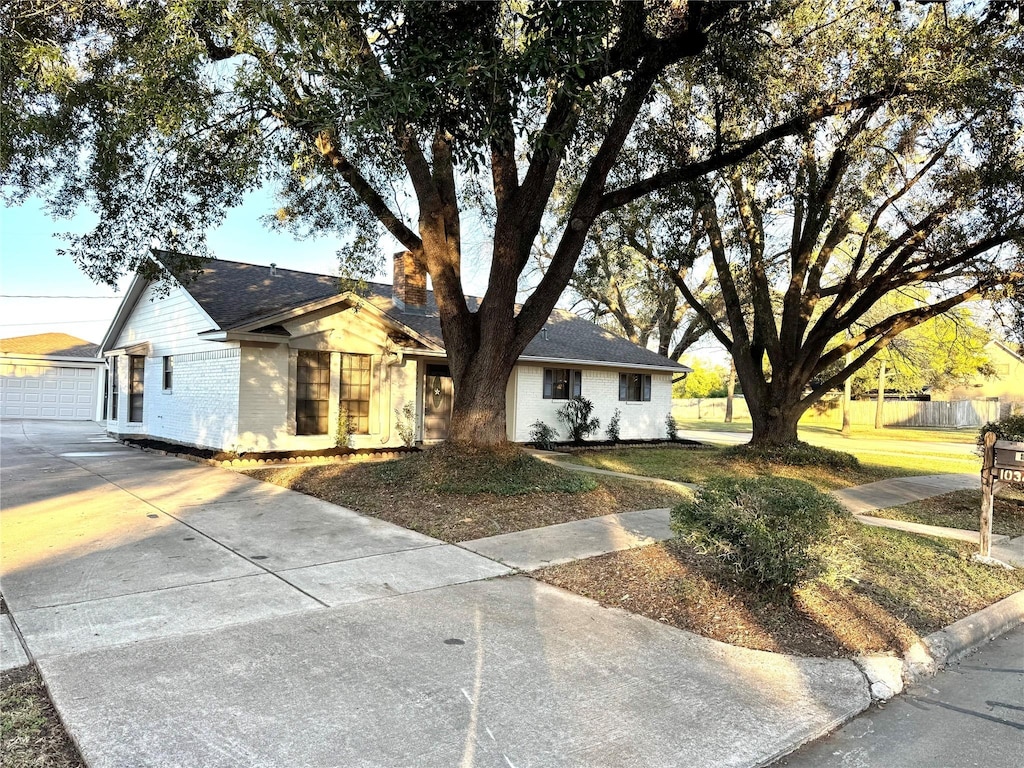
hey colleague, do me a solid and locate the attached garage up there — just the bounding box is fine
[0,334,105,421]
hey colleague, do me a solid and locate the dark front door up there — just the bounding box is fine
[423,364,453,441]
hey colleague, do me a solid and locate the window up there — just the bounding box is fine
[110,357,119,420]
[163,356,174,390]
[129,355,145,422]
[296,351,330,435]
[340,354,371,434]
[619,373,652,402]
[543,368,582,399]
[103,366,110,419]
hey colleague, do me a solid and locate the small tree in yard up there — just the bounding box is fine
[606,409,622,442]
[558,397,601,444]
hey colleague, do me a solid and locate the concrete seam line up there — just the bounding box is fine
[902,588,1024,685]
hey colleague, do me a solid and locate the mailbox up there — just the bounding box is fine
[994,439,1024,484]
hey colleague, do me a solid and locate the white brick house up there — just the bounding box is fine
[99,253,688,451]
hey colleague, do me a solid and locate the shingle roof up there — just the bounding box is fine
[171,257,687,371]
[0,333,100,358]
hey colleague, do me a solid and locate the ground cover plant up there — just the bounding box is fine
[868,488,1024,538]
[246,447,689,542]
[537,513,1024,658]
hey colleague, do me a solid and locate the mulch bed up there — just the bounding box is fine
[534,534,1024,658]
[120,436,419,464]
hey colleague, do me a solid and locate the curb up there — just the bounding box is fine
[855,588,1024,701]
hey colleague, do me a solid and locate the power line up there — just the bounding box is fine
[0,319,111,327]
[0,294,121,299]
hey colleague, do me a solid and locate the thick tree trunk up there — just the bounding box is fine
[446,364,513,447]
[749,403,803,446]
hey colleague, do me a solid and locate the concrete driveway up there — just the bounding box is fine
[1,420,869,768]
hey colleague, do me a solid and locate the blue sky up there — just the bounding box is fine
[0,191,370,345]
[0,188,504,346]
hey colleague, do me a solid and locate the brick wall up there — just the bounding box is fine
[511,364,673,442]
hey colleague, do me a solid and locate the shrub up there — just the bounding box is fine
[529,420,558,450]
[665,413,678,440]
[394,402,416,447]
[557,396,601,444]
[722,441,859,469]
[977,415,1024,450]
[671,476,847,590]
[335,408,356,449]
[606,409,622,442]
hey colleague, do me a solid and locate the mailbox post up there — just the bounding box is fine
[980,432,1024,560]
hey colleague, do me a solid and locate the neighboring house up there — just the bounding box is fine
[98,253,689,451]
[0,333,105,420]
[931,340,1024,403]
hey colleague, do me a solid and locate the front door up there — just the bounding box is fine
[423,364,453,441]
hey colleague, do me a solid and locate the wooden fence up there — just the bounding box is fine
[672,397,1002,429]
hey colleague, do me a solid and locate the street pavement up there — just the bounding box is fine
[773,624,1024,768]
[1,420,869,768]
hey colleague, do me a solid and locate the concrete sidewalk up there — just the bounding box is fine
[1,420,870,768]
[462,507,673,570]
[831,473,977,515]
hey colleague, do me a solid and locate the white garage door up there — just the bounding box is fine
[0,362,100,420]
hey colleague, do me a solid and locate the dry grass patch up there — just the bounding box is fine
[535,525,1024,658]
[868,488,1024,538]
[1,667,84,768]
[246,448,688,542]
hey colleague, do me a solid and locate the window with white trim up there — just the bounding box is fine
[340,353,371,434]
[129,355,145,422]
[163,356,174,391]
[296,350,330,435]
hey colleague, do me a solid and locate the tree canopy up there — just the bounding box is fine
[618,2,1023,444]
[5,0,1018,447]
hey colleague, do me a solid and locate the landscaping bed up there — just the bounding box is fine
[528,437,708,452]
[868,488,1024,538]
[535,526,1024,658]
[246,447,690,542]
[0,667,84,768]
[120,436,418,465]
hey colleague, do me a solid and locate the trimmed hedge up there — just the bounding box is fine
[721,441,859,470]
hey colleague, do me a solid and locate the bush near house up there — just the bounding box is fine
[557,397,601,444]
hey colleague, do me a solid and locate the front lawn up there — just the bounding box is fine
[535,525,1024,658]
[246,448,690,542]
[868,488,1024,538]
[562,446,938,492]
[1,667,84,768]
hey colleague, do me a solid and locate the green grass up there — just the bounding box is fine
[844,524,1024,632]
[673,418,978,445]
[373,445,597,495]
[868,488,1024,538]
[565,447,910,492]
[1,668,84,768]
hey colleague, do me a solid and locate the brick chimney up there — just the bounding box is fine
[393,251,426,309]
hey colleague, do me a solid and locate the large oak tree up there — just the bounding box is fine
[3,0,987,447]
[636,4,1023,445]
